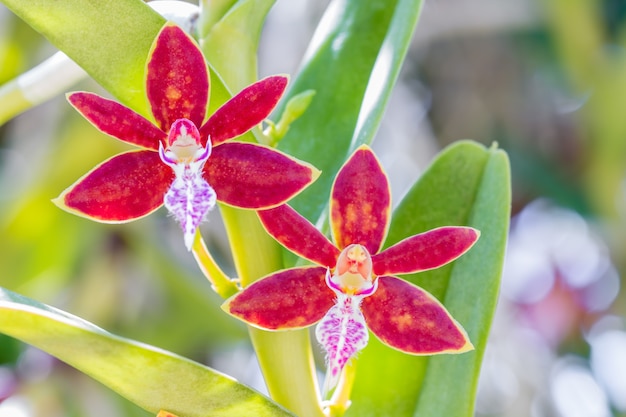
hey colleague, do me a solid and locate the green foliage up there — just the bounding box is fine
[1,0,165,116]
[0,287,294,417]
[0,0,511,416]
[201,0,275,92]
[276,0,424,223]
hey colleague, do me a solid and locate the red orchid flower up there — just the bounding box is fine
[54,23,318,249]
[223,145,479,391]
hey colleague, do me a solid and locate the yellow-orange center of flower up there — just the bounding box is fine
[333,244,374,295]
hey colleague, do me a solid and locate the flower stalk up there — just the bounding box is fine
[191,231,239,299]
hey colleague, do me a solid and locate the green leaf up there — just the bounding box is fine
[0,287,295,417]
[0,0,165,116]
[348,141,511,417]
[201,0,276,93]
[276,0,424,223]
[199,0,239,37]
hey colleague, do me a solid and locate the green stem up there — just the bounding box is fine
[191,231,239,299]
[249,328,323,417]
[219,205,283,286]
[220,205,325,417]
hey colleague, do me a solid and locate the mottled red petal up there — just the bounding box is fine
[68,92,166,150]
[222,267,333,330]
[362,276,473,354]
[372,227,480,276]
[330,145,391,254]
[200,75,288,146]
[258,205,340,268]
[147,24,209,131]
[54,150,173,222]
[206,142,319,209]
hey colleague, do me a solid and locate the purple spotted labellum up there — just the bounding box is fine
[54,23,318,250]
[223,145,480,392]
[158,119,215,249]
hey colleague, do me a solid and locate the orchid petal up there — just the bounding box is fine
[372,226,480,276]
[200,75,288,146]
[147,24,209,131]
[362,276,473,354]
[316,294,369,393]
[68,92,166,150]
[330,145,391,254]
[54,150,173,222]
[206,142,320,209]
[258,205,340,268]
[222,267,332,330]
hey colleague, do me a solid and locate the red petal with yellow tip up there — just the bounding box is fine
[206,142,319,209]
[330,146,391,254]
[147,24,209,131]
[362,276,473,354]
[54,150,173,222]
[200,76,288,146]
[372,226,480,276]
[223,267,333,330]
[68,92,166,150]
[258,205,340,268]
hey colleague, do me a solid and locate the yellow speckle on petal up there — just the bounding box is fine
[391,313,414,333]
[166,86,182,102]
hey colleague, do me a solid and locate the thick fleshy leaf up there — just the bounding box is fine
[200,76,288,146]
[372,227,480,276]
[258,205,340,268]
[54,150,173,222]
[330,146,391,253]
[206,142,319,209]
[362,276,472,354]
[0,288,295,417]
[1,0,164,115]
[200,0,276,93]
[276,0,423,224]
[147,24,209,131]
[349,141,510,417]
[68,92,166,150]
[223,267,333,330]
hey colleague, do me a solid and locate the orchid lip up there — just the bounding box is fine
[158,118,215,250]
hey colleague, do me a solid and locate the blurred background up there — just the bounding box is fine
[1,0,626,416]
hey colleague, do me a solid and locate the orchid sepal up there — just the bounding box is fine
[147,22,210,130]
[330,145,391,254]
